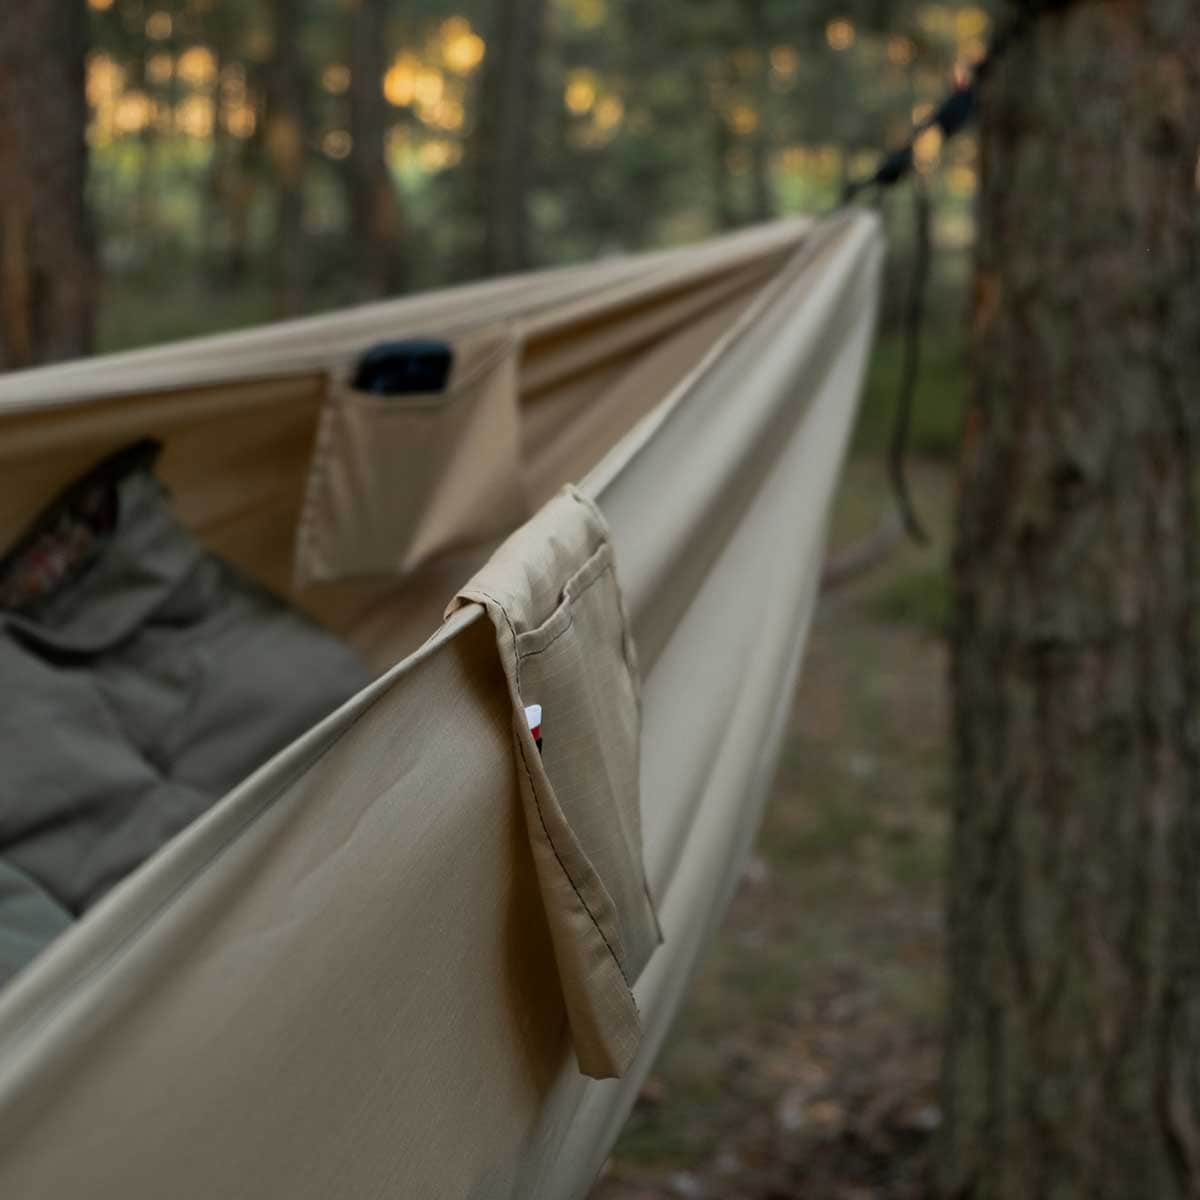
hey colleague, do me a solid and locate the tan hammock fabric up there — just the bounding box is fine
[451,486,660,1080]
[0,211,883,1199]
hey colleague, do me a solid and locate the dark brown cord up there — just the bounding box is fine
[890,179,933,545]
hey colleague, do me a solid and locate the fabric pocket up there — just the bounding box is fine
[295,325,527,586]
[449,486,660,1079]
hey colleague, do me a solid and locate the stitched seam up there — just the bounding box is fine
[467,586,522,690]
[518,610,576,661]
[547,552,659,944]
[512,723,636,999]
[471,575,637,1002]
[517,556,613,662]
[463,556,643,1008]
[564,542,614,601]
[565,491,639,695]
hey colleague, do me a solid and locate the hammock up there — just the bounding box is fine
[0,211,882,1199]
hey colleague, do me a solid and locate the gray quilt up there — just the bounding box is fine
[0,441,371,987]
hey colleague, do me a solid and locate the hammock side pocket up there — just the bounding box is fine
[295,325,527,586]
[449,486,661,1079]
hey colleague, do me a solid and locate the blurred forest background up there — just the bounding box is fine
[4,0,987,408]
[3,2,996,1196]
[5,4,1199,1197]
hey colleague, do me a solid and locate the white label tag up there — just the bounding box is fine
[524,704,542,749]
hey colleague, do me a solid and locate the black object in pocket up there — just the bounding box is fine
[351,339,454,396]
[295,325,527,585]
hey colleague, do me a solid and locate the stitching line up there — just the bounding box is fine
[516,558,614,663]
[466,586,522,690]
[469,575,637,1000]
[519,609,576,661]
[556,550,660,945]
[512,725,636,996]
[513,559,636,995]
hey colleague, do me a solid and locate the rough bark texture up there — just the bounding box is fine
[349,0,404,297]
[941,3,1200,1198]
[0,0,96,368]
[473,0,546,275]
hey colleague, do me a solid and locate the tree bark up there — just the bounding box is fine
[0,0,96,368]
[348,0,404,298]
[942,3,1200,1198]
[472,0,546,275]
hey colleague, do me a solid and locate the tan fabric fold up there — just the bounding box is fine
[0,214,885,1200]
[450,487,660,1078]
[295,325,527,585]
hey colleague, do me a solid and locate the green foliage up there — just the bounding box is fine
[866,563,952,636]
[78,0,993,350]
[853,328,968,460]
[97,279,277,352]
[604,508,955,1179]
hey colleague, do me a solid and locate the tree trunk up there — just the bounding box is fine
[348,0,404,298]
[942,4,1200,1199]
[710,101,738,231]
[203,19,237,285]
[616,0,666,250]
[265,0,309,316]
[135,45,160,267]
[473,0,546,275]
[0,0,95,368]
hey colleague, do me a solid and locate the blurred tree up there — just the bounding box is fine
[471,0,546,273]
[743,0,773,223]
[55,0,995,351]
[204,2,257,287]
[709,79,739,232]
[610,2,677,250]
[133,18,159,258]
[944,2,1200,1197]
[348,0,406,296]
[265,0,311,314]
[0,0,96,367]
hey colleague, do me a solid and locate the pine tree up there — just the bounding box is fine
[942,3,1200,1195]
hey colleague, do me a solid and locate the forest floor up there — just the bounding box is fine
[591,455,955,1200]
